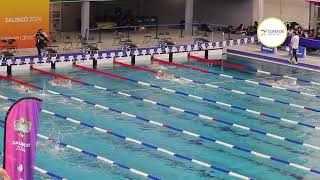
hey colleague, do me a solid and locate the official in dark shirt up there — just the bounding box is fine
[35,29,49,56]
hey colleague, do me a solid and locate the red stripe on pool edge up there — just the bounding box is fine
[189,55,247,70]
[73,64,129,81]
[31,67,86,85]
[0,74,39,89]
[153,58,209,73]
[114,61,157,74]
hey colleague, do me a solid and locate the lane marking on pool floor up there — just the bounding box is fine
[2,95,319,177]
[0,119,161,180]
[188,55,320,86]
[2,70,320,152]
[152,58,320,100]
[67,65,319,131]
[0,98,251,180]
[114,61,320,113]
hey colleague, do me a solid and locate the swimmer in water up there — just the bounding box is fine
[268,79,281,85]
[268,79,296,86]
[50,77,64,86]
[156,70,174,80]
[17,85,30,93]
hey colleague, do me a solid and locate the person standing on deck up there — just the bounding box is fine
[35,29,49,56]
[290,31,300,64]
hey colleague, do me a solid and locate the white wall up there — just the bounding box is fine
[253,0,310,28]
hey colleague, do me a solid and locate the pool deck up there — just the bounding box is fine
[13,29,244,57]
[227,44,320,72]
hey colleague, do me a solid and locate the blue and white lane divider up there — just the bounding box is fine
[35,134,161,180]
[0,120,160,180]
[152,58,320,100]
[115,61,320,113]
[0,97,250,180]
[2,97,319,177]
[188,55,320,87]
[248,69,320,86]
[34,166,66,180]
[72,66,319,131]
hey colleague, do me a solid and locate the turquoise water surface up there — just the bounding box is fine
[0,56,319,180]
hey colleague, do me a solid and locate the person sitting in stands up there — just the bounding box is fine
[236,24,247,34]
[297,27,304,36]
[307,29,317,52]
[301,29,308,38]
[246,22,258,36]
[236,24,244,31]
[308,29,316,39]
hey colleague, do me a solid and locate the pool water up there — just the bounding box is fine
[0,56,319,180]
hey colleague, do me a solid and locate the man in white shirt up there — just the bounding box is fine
[290,31,300,64]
